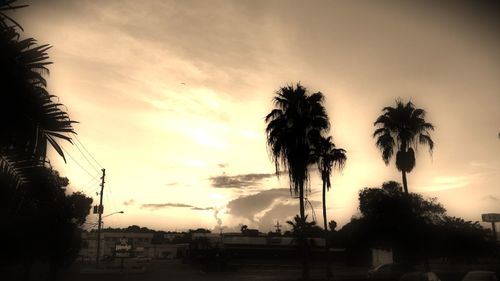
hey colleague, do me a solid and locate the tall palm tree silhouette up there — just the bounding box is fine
[0,1,76,187]
[265,83,329,280]
[373,99,434,194]
[313,135,345,279]
[266,83,329,225]
[314,136,346,233]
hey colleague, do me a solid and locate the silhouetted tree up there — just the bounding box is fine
[328,220,337,232]
[313,136,346,232]
[0,0,76,188]
[240,224,248,233]
[381,180,403,193]
[1,167,92,280]
[312,135,345,279]
[266,83,329,226]
[286,215,323,238]
[434,216,493,262]
[265,83,329,280]
[373,100,434,193]
[338,184,445,264]
[338,183,491,265]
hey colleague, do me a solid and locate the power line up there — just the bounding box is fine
[73,140,100,173]
[61,145,99,182]
[79,177,102,196]
[81,177,99,190]
[73,134,103,168]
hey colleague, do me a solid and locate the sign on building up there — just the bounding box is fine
[482,213,500,222]
[115,237,132,258]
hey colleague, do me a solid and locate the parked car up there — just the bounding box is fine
[462,271,498,281]
[400,271,441,281]
[368,263,417,281]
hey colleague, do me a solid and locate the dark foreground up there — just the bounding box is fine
[2,259,499,281]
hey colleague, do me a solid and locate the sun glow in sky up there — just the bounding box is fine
[15,0,500,232]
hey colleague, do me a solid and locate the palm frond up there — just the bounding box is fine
[419,134,434,155]
[265,83,329,197]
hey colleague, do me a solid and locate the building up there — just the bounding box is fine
[192,232,326,251]
[79,230,189,261]
[80,231,154,260]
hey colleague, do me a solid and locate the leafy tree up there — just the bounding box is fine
[381,180,403,193]
[66,191,94,225]
[339,183,491,265]
[265,83,330,279]
[373,100,434,193]
[189,228,211,234]
[240,224,248,233]
[1,167,92,279]
[434,216,493,261]
[328,220,337,232]
[358,185,445,223]
[339,184,445,263]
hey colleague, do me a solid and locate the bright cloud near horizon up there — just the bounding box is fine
[15,0,500,232]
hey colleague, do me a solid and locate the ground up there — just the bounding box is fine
[2,258,499,281]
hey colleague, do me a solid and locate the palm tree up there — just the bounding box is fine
[286,214,319,237]
[314,136,346,233]
[265,83,329,280]
[313,135,345,280]
[0,1,75,188]
[373,99,434,194]
[265,83,329,223]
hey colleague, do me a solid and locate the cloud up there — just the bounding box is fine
[482,195,499,202]
[226,188,291,221]
[418,175,471,192]
[141,202,212,211]
[191,207,213,211]
[258,202,300,231]
[123,199,135,206]
[258,200,322,231]
[225,188,322,231]
[209,172,276,188]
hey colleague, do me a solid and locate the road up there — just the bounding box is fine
[4,258,499,281]
[57,259,369,281]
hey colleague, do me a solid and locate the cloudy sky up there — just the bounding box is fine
[15,0,500,232]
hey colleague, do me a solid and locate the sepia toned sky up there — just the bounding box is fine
[15,0,500,232]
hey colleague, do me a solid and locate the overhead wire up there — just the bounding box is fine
[73,140,100,173]
[65,134,115,229]
[60,145,99,182]
[81,177,99,191]
[73,134,103,168]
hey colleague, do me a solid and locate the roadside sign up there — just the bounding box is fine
[482,213,500,222]
[115,237,132,258]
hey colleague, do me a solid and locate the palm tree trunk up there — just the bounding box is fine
[299,182,306,221]
[322,179,327,231]
[322,179,333,280]
[401,171,409,194]
[299,182,309,280]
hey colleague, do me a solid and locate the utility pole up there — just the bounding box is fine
[275,221,281,234]
[95,168,106,268]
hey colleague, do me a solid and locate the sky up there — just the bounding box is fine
[14,0,500,232]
